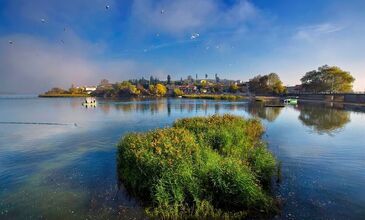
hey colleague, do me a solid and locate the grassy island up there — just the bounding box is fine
[117,114,278,219]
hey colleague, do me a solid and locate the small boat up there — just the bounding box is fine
[82,97,97,107]
[284,98,298,105]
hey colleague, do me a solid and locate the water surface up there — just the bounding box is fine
[0,96,364,219]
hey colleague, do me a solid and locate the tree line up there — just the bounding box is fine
[41,65,356,97]
[249,65,355,95]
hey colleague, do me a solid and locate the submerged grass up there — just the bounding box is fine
[117,114,277,219]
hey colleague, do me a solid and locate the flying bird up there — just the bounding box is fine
[105,5,110,10]
[41,18,46,23]
[190,33,200,40]
[9,40,13,45]
[160,9,165,14]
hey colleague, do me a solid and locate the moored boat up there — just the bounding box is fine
[82,97,97,107]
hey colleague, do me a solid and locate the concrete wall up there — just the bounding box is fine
[344,94,365,103]
[289,94,365,104]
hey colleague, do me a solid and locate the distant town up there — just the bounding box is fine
[40,65,357,99]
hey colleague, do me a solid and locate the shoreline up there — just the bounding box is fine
[36,93,365,106]
[181,94,250,100]
[38,94,91,98]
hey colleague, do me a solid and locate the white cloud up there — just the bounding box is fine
[131,0,259,36]
[294,23,345,41]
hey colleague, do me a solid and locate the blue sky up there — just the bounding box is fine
[0,0,364,93]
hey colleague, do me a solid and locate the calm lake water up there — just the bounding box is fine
[0,96,364,219]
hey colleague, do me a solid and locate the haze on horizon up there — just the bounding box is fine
[0,0,364,94]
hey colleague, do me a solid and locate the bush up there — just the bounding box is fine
[117,114,277,219]
[173,88,184,96]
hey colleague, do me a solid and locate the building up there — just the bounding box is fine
[286,85,303,94]
[84,86,97,94]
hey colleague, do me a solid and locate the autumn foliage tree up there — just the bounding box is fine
[301,65,355,93]
[249,73,286,95]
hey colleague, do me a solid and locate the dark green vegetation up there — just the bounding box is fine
[301,65,355,93]
[182,94,248,100]
[117,115,278,219]
[39,87,90,97]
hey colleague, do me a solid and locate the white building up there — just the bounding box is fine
[84,86,97,94]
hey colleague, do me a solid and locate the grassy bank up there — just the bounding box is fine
[182,94,248,100]
[38,94,90,98]
[117,114,278,219]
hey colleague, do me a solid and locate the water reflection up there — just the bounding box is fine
[243,102,283,122]
[96,98,249,116]
[296,103,351,134]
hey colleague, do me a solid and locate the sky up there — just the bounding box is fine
[0,0,365,93]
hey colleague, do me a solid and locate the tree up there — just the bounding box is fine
[149,85,155,94]
[229,84,239,93]
[301,65,355,93]
[267,73,286,94]
[215,74,220,83]
[167,75,171,84]
[150,76,154,85]
[201,80,207,87]
[114,81,141,96]
[128,85,141,95]
[99,79,109,86]
[155,83,167,96]
[45,87,67,95]
[249,73,286,95]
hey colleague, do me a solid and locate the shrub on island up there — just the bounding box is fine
[117,114,277,219]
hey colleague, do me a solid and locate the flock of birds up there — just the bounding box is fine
[8,4,201,52]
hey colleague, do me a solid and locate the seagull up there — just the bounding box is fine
[190,33,200,40]
[160,9,165,14]
[41,18,46,23]
[105,5,110,10]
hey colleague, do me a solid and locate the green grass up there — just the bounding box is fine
[182,94,248,100]
[117,114,278,219]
